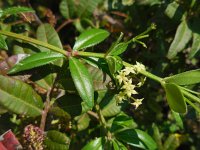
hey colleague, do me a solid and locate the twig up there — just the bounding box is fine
[87,111,99,120]
[40,89,51,131]
[56,19,74,32]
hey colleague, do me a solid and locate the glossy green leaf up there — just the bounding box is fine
[76,0,102,18]
[163,83,186,113]
[0,75,43,117]
[106,56,123,74]
[111,113,137,133]
[82,137,103,150]
[109,42,128,56]
[36,24,63,52]
[0,35,8,50]
[8,52,65,74]
[112,139,127,150]
[59,0,74,19]
[45,130,70,150]
[189,33,200,58]
[69,57,94,110]
[73,28,110,51]
[167,20,192,59]
[0,7,34,18]
[164,69,200,85]
[115,129,157,150]
[164,1,185,21]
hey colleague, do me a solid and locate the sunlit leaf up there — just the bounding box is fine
[0,75,43,117]
[165,1,185,21]
[82,137,103,150]
[0,7,34,18]
[73,28,110,51]
[163,83,187,113]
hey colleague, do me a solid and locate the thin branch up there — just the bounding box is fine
[56,19,74,32]
[40,89,51,131]
[87,111,99,120]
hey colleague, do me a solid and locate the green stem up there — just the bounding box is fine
[0,30,67,56]
[180,86,200,96]
[0,30,163,84]
[185,98,200,113]
[181,89,200,104]
[77,51,105,58]
[122,61,163,83]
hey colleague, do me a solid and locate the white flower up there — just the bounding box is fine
[131,98,144,109]
[116,91,126,103]
[122,67,136,75]
[135,61,145,72]
[116,71,128,85]
[125,88,138,97]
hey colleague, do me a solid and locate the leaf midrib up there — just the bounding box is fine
[0,84,42,114]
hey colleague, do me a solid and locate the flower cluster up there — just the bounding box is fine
[115,62,146,109]
[23,124,44,150]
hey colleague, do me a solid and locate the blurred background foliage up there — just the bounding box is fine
[0,0,200,149]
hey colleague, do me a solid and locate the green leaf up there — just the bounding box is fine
[75,113,91,131]
[109,42,128,56]
[87,64,111,91]
[164,1,185,22]
[8,52,65,74]
[164,69,200,85]
[59,0,74,19]
[106,56,123,74]
[69,57,94,110]
[36,24,63,52]
[111,113,137,133]
[73,28,110,51]
[0,7,34,18]
[189,32,200,58]
[0,75,43,117]
[0,35,8,50]
[101,94,122,117]
[167,20,192,59]
[163,134,180,150]
[172,111,184,129]
[115,129,157,150]
[45,130,70,150]
[75,0,102,18]
[163,83,186,113]
[112,139,127,150]
[82,137,103,150]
